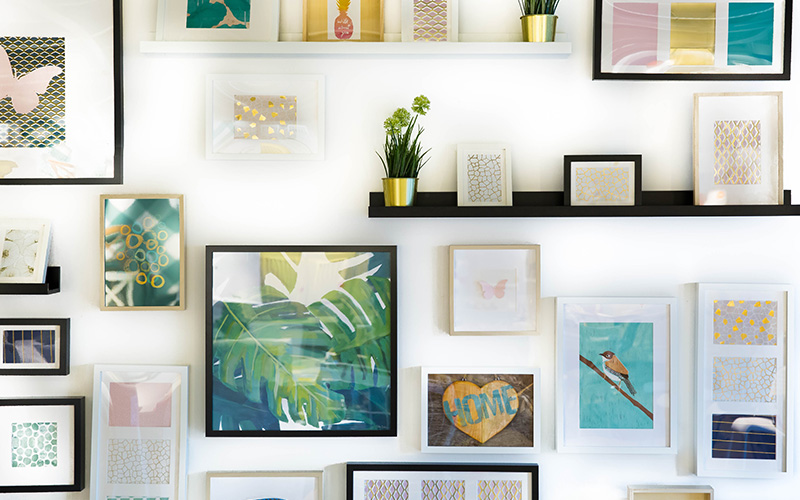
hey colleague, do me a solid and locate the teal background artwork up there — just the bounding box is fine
[579,322,654,429]
[186,0,251,29]
[727,3,774,65]
[11,422,58,468]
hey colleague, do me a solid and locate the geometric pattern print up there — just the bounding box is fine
[3,329,57,363]
[713,356,777,402]
[364,480,409,500]
[11,422,58,468]
[574,166,630,202]
[414,0,448,41]
[713,299,777,345]
[466,153,504,203]
[0,228,41,278]
[712,413,776,460]
[0,37,65,148]
[421,480,465,500]
[477,480,523,500]
[234,95,297,140]
[713,120,761,185]
[107,439,171,485]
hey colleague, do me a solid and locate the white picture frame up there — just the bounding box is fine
[555,297,677,454]
[0,219,51,284]
[696,283,793,477]
[401,0,459,42]
[693,92,783,206]
[450,245,540,335]
[206,74,325,161]
[207,471,322,500]
[89,365,189,500]
[457,144,512,207]
[156,0,280,41]
[421,366,540,454]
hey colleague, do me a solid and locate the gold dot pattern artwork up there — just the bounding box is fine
[0,229,41,278]
[421,480,465,500]
[713,120,761,185]
[106,438,171,485]
[477,480,522,500]
[467,153,504,203]
[713,299,777,345]
[234,95,297,140]
[713,356,777,402]
[574,166,630,203]
[364,480,409,500]
[414,0,448,41]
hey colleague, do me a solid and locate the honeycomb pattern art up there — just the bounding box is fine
[107,439,171,484]
[414,0,448,41]
[0,37,65,148]
[574,166,631,203]
[713,356,777,402]
[713,299,777,345]
[466,153,504,203]
[477,480,522,500]
[713,120,762,185]
[364,480,409,500]
[11,422,57,468]
[234,95,297,140]
[421,480,465,500]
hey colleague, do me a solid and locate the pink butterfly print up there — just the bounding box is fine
[478,279,508,299]
[0,44,62,115]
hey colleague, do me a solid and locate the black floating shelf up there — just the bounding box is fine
[0,267,61,295]
[369,190,800,218]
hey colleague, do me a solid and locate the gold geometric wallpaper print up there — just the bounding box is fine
[477,480,522,500]
[574,167,630,203]
[364,480,409,500]
[713,356,777,402]
[713,120,761,185]
[234,95,297,140]
[421,480,465,500]
[713,299,777,345]
[414,0,448,41]
[467,153,504,203]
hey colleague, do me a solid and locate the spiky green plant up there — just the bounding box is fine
[378,95,431,178]
[518,0,559,15]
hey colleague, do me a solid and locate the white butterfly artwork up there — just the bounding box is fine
[0,44,62,115]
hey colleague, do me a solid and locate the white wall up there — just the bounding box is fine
[1,1,800,499]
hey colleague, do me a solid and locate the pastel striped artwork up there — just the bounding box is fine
[712,413,776,460]
[2,329,56,364]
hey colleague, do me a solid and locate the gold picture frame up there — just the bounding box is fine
[303,0,384,41]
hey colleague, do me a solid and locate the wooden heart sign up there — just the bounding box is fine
[442,380,519,443]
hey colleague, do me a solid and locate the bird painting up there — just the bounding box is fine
[599,350,637,396]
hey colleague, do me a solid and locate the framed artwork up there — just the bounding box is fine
[207,74,325,161]
[457,144,513,207]
[628,485,713,500]
[0,318,69,376]
[347,463,539,500]
[402,0,459,42]
[696,283,792,477]
[304,0,384,41]
[563,154,642,206]
[593,0,792,79]
[89,365,189,500]
[421,367,540,453]
[693,92,783,205]
[206,245,397,436]
[0,218,51,284]
[556,297,677,453]
[0,0,122,184]
[101,195,185,311]
[450,245,540,335]
[207,471,322,500]
[157,0,280,41]
[0,397,85,493]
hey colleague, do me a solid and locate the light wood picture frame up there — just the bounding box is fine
[207,471,322,500]
[628,485,714,500]
[100,195,185,311]
[303,0,384,41]
[457,144,513,207]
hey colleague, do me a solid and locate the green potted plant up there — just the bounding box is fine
[378,95,431,207]
[518,0,559,42]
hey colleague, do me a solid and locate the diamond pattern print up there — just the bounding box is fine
[365,480,409,500]
[422,480,465,500]
[414,0,448,41]
[713,120,761,185]
[477,480,522,500]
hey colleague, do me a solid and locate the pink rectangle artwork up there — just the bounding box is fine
[612,2,659,65]
[109,382,173,428]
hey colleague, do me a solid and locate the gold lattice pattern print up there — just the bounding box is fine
[365,480,409,500]
[234,94,297,140]
[467,153,503,203]
[574,167,630,202]
[477,480,522,500]
[713,356,777,402]
[414,0,448,41]
[713,299,777,345]
[421,480,465,500]
[713,120,762,185]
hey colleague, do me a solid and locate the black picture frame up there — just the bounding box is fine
[206,245,398,437]
[0,318,69,375]
[0,397,85,493]
[347,463,540,500]
[0,0,123,184]
[592,0,793,80]
[564,154,643,206]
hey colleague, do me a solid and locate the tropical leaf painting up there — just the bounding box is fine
[208,247,396,435]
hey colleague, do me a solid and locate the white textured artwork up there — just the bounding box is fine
[0,229,41,278]
[713,120,761,185]
[467,153,504,203]
[107,438,171,484]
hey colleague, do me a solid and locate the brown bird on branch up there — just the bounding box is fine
[599,350,637,396]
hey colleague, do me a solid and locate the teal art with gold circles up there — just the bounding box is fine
[103,197,183,309]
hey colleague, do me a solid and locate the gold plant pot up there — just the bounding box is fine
[382,178,418,207]
[521,14,557,42]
